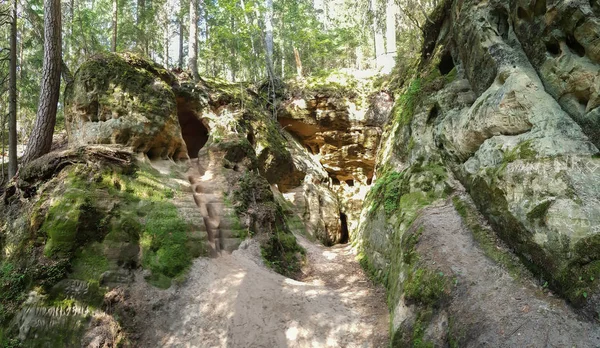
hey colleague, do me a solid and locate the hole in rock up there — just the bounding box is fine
[546,41,561,56]
[577,95,590,110]
[427,105,440,124]
[331,177,341,185]
[346,179,355,187]
[177,107,209,159]
[247,132,255,146]
[492,9,510,40]
[517,7,530,20]
[339,213,349,244]
[534,0,547,16]
[367,177,373,185]
[438,52,455,75]
[566,35,586,57]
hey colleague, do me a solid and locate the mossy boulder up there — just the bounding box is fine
[0,146,202,345]
[65,53,188,160]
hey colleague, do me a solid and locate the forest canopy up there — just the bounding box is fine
[0,0,440,178]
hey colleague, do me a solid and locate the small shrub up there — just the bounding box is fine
[261,230,305,277]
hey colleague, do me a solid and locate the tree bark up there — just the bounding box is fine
[240,0,257,80]
[383,0,396,72]
[188,0,199,79]
[22,0,62,165]
[178,0,185,69]
[164,14,169,67]
[370,0,385,69]
[24,3,72,84]
[8,0,18,177]
[293,46,303,77]
[137,0,146,54]
[264,0,275,81]
[112,0,118,52]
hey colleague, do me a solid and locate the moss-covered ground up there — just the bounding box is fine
[0,153,202,345]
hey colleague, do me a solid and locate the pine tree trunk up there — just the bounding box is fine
[264,0,274,81]
[240,0,257,80]
[137,0,146,54]
[8,0,18,177]
[22,0,62,165]
[164,16,169,67]
[293,47,303,78]
[188,0,199,80]
[178,0,185,69]
[371,0,385,69]
[383,0,396,72]
[112,0,118,52]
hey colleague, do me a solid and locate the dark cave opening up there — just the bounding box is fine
[427,105,439,124]
[546,41,562,56]
[339,212,349,244]
[177,107,209,159]
[438,52,455,75]
[247,132,255,146]
[566,35,586,57]
[332,177,341,185]
[345,179,355,187]
[534,0,547,16]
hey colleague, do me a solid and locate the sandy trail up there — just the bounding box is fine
[131,236,389,348]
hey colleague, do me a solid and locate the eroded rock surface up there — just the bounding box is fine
[355,0,600,345]
[65,54,189,160]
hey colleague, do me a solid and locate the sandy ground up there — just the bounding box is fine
[130,236,389,348]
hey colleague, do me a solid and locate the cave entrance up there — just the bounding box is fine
[339,212,349,244]
[177,104,209,159]
[439,52,455,75]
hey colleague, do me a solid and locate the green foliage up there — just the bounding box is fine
[141,201,191,281]
[394,78,422,127]
[503,140,538,163]
[261,229,305,277]
[232,171,275,219]
[404,269,447,306]
[0,263,27,323]
[369,171,405,216]
[70,244,110,282]
[411,311,436,348]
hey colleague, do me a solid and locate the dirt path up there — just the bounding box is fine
[131,228,389,348]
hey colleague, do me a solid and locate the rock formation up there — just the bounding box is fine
[355,0,600,345]
[2,0,600,342]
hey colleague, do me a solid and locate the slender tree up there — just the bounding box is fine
[178,0,185,68]
[370,0,385,69]
[188,0,199,79]
[264,0,274,81]
[112,0,118,52]
[137,0,146,54]
[8,0,17,177]
[21,0,62,165]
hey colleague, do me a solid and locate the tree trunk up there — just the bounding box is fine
[383,0,396,72]
[178,1,185,69]
[164,17,169,67]
[188,0,199,80]
[112,0,118,52]
[8,0,18,177]
[370,0,385,69]
[137,0,146,54]
[68,0,74,61]
[22,0,62,165]
[293,46,303,78]
[264,0,274,81]
[24,3,73,84]
[240,0,257,80]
